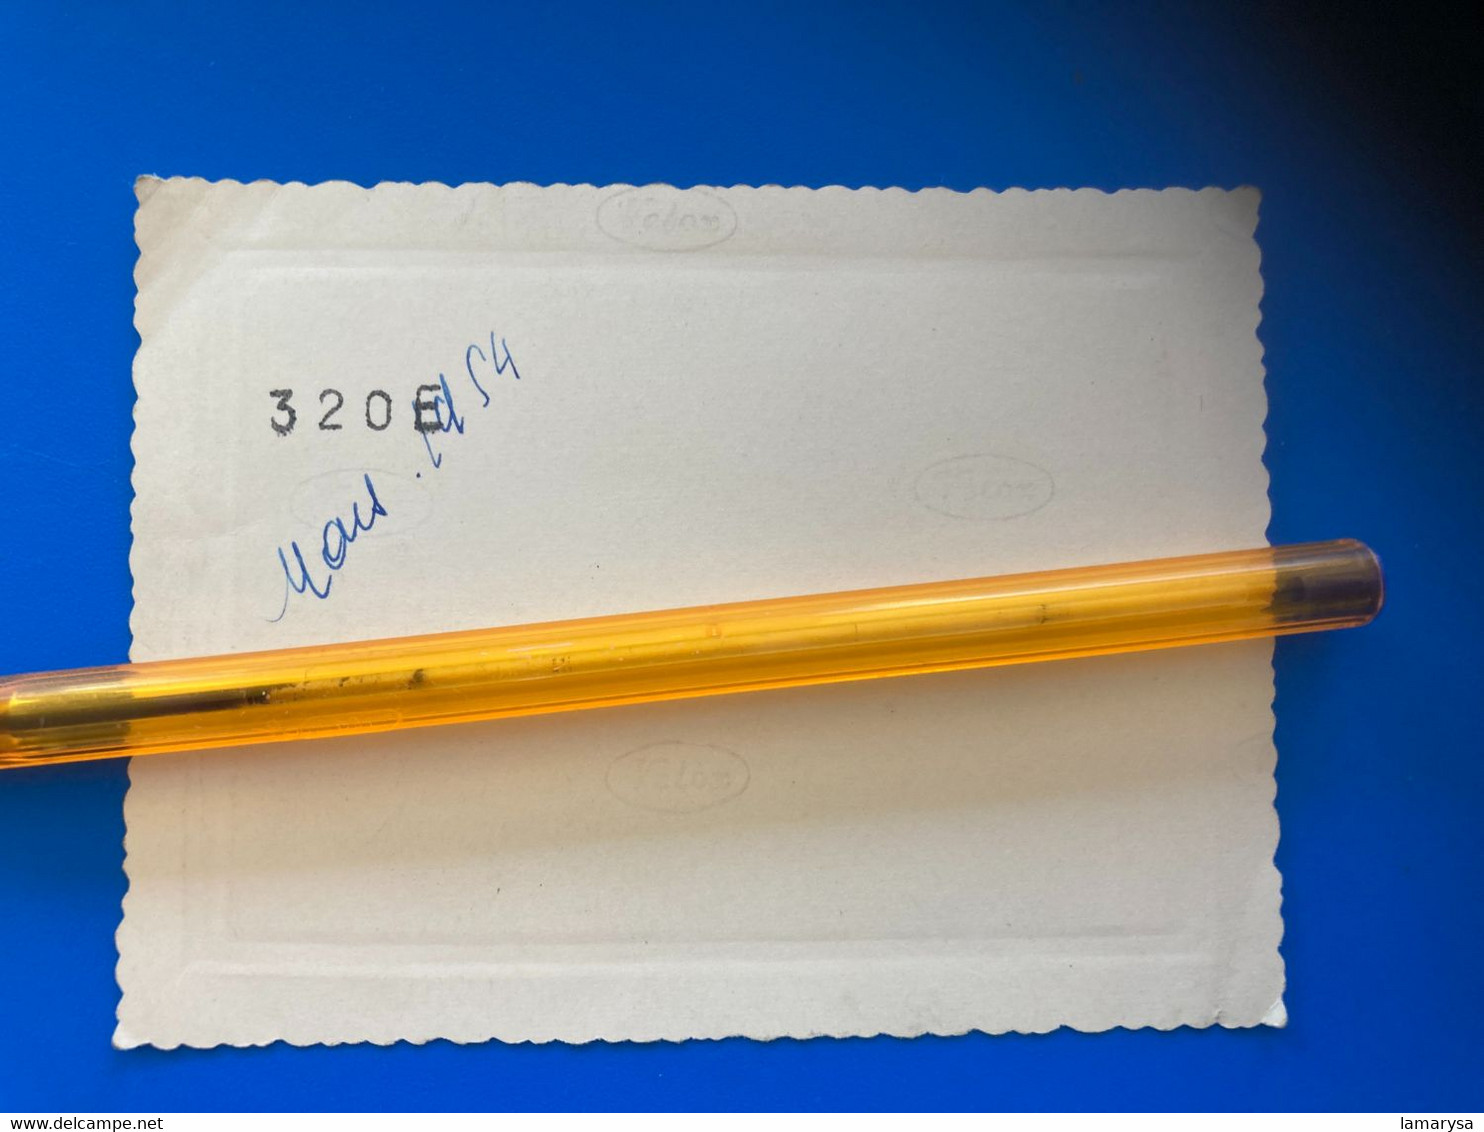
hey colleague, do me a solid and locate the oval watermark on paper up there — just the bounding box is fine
[289,467,433,534]
[913,454,1055,520]
[606,741,750,813]
[597,186,738,251]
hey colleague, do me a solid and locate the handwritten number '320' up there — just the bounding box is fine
[269,389,397,435]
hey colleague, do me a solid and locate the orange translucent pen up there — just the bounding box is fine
[0,539,1382,770]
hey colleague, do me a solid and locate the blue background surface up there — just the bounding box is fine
[1,0,1480,1112]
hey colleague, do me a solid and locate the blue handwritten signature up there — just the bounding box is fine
[418,331,521,469]
[269,472,388,622]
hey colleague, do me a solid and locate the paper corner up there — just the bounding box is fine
[1260,996,1288,1028]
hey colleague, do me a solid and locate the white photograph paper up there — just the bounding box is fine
[119,179,1281,1047]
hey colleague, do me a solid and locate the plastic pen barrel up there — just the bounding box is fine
[0,540,1382,770]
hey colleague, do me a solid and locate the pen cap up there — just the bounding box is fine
[1269,539,1384,627]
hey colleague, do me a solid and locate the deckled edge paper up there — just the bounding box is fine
[119,180,1282,1047]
